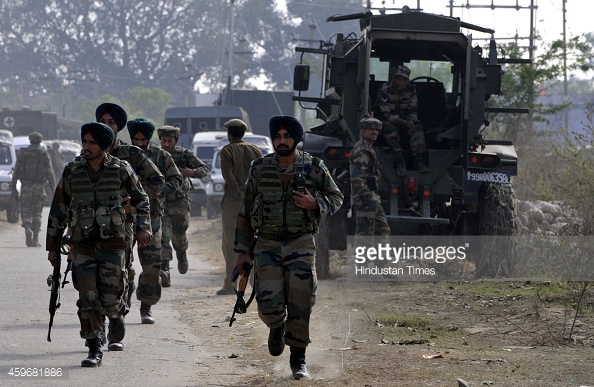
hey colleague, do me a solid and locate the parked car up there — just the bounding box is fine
[204,133,273,219]
[0,130,19,223]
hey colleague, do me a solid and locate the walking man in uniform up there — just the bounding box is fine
[46,122,151,367]
[234,115,343,380]
[373,65,429,175]
[128,117,183,322]
[158,125,209,286]
[96,102,164,346]
[349,117,391,239]
[48,142,65,183]
[12,131,55,247]
[217,118,262,296]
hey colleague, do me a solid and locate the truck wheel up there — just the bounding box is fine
[315,217,330,279]
[6,196,19,224]
[476,183,518,278]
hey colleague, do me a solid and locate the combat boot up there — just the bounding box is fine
[24,225,33,247]
[86,315,107,348]
[160,260,171,287]
[177,251,188,274]
[268,322,285,356]
[393,150,407,176]
[289,346,310,380]
[414,154,429,173]
[107,315,125,351]
[32,232,41,247]
[81,337,103,367]
[140,302,155,324]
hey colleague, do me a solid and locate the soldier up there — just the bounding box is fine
[350,117,391,239]
[48,142,65,183]
[46,122,151,367]
[373,65,429,175]
[234,116,343,380]
[128,118,183,322]
[158,125,209,286]
[217,118,262,296]
[96,102,164,347]
[11,131,55,247]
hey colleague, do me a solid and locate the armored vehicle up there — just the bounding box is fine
[292,9,527,277]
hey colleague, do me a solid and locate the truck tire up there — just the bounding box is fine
[315,217,330,279]
[476,183,518,278]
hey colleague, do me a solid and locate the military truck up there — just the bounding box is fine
[292,9,527,278]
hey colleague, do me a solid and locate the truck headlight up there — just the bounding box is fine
[0,182,9,191]
[214,183,224,192]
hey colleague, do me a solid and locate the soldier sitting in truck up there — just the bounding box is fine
[373,65,429,175]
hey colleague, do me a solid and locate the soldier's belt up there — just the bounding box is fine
[258,231,310,242]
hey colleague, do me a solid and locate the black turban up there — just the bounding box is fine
[127,117,155,140]
[269,115,303,144]
[81,122,115,150]
[95,102,128,132]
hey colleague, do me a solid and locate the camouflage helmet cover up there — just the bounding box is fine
[359,117,382,130]
[157,125,180,139]
[29,131,43,143]
[393,65,411,79]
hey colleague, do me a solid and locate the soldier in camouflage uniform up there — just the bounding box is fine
[350,117,391,239]
[128,118,183,323]
[48,142,65,183]
[46,122,151,367]
[96,103,164,348]
[217,118,262,296]
[11,132,55,247]
[158,125,209,286]
[373,65,429,175]
[234,116,343,380]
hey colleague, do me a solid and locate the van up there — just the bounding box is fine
[204,133,273,218]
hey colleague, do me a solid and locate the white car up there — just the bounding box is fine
[204,134,273,219]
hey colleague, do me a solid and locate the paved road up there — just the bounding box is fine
[0,207,220,387]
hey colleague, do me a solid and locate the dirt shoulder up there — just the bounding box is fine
[176,216,594,386]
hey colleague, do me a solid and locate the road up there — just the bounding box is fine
[0,207,224,387]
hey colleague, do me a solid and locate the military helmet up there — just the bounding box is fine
[29,131,43,144]
[224,118,248,131]
[359,117,382,130]
[393,65,411,79]
[157,125,180,139]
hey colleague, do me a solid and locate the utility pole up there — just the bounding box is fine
[562,0,568,129]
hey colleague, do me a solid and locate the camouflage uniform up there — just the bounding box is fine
[11,132,55,247]
[350,119,390,238]
[373,68,426,157]
[234,151,343,349]
[46,153,151,340]
[137,142,183,300]
[48,144,65,183]
[220,137,262,292]
[109,139,164,305]
[162,143,209,269]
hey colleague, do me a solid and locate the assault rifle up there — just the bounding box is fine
[228,261,254,327]
[47,227,67,342]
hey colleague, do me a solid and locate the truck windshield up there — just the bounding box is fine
[370,58,453,92]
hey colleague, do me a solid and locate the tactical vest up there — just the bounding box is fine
[20,147,46,182]
[68,158,127,242]
[250,152,320,238]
